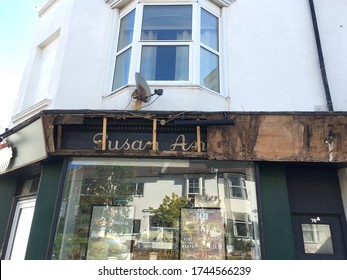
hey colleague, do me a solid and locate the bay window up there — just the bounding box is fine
[111,2,221,93]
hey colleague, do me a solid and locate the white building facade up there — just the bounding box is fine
[1,0,347,260]
[11,0,347,124]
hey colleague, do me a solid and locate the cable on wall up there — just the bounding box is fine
[309,0,334,111]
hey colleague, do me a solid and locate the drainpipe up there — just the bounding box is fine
[309,0,334,111]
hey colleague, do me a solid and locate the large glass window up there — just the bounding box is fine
[111,3,221,93]
[52,158,260,260]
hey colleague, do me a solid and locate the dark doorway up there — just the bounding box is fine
[287,167,347,259]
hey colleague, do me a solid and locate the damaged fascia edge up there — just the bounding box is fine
[175,119,235,126]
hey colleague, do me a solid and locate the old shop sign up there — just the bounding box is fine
[92,133,207,152]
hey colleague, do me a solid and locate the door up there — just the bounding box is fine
[4,198,36,259]
[292,214,346,260]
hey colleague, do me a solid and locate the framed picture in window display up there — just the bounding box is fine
[86,205,136,260]
[180,208,226,260]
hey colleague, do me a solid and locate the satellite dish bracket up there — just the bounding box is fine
[132,72,163,103]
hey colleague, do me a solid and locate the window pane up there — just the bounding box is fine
[232,187,243,198]
[189,179,200,194]
[141,46,189,81]
[118,10,135,51]
[200,47,219,92]
[142,5,192,40]
[236,222,248,237]
[201,9,218,51]
[136,183,144,196]
[230,177,240,186]
[6,199,36,259]
[301,224,334,254]
[112,48,131,91]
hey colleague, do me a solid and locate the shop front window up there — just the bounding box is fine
[51,158,261,260]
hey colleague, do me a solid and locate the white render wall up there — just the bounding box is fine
[314,0,347,111]
[228,0,326,111]
[11,0,347,126]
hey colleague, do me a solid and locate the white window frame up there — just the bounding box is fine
[234,220,250,238]
[185,176,204,198]
[131,182,145,196]
[188,177,201,196]
[232,213,252,238]
[109,0,223,94]
[5,198,36,259]
[225,174,248,199]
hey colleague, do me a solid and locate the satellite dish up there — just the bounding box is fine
[132,72,163,103]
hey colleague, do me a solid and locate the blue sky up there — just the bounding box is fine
[0,0,44,134]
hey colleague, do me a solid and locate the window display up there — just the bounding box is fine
[180,208,225,260]
[52,158,261,260]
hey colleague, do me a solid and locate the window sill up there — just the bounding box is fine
[104,84,224,99]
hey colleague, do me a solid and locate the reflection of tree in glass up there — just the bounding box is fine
[54,166,136,259]
[226,223,253,259]
[81,166,135,208]
[81,166,136,237]
[194,194,220,208]
[150,193,189,227]
[90,205,133,238]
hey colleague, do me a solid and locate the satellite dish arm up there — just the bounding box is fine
[133,72,163,102]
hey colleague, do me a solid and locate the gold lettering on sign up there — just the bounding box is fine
[93,133,155,151]
[170,134,191,151]
[93,133,206,152]
[170,134,207,152]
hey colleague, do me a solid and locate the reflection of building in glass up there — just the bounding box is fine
[51,159,260,260]
[203,67,219,92]
[302,224,333,255]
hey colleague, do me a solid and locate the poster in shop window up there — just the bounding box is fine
[180,208,226,260]
[86,206,135,260]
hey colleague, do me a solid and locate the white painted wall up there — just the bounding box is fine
[314,0,347,111]
[11,0,347,126]
[227,0,328,111]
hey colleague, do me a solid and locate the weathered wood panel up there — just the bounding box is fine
[41,111,347,162]
[207,114,347,162]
